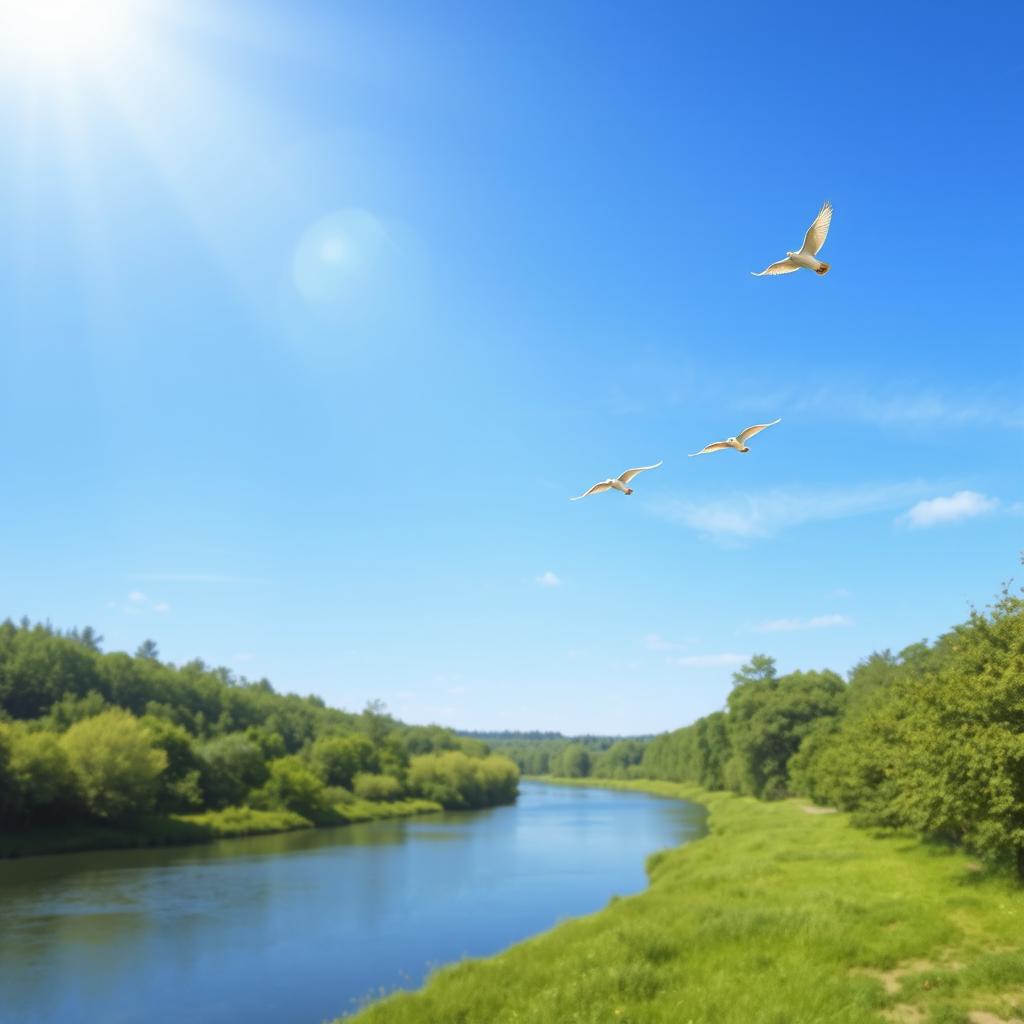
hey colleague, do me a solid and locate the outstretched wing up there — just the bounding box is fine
[570,481,612,501]
[737,418,781,444]
[688,441,730,457]
[751,257,800,277]
[618,461,663,484]
[799,200,832,256]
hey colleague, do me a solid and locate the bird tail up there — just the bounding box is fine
[815,262,831,276]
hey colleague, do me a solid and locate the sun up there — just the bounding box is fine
[0,0,136,72]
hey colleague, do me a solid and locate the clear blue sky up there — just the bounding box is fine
[1,1,1021,734]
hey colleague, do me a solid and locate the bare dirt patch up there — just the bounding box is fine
[967,1012,1024,1024]
[800,805,838,815]
[852,955,964,995]
[882,1005,926,1023]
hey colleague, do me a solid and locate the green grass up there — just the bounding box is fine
[0,797,443,858]
[344,778,1024,1024]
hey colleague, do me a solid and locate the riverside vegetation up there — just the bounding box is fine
[492,573,1024,881]
[344,781,1024,1024]
[0,623,518,856]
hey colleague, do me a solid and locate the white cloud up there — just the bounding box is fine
[654,482,928,541]
[535,570,561,588]
[902,490,998,528]
[755,613,853,633]
[669,653,749,669]
[118,592,169,616]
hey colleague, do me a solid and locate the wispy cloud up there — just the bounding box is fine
[746,386,1024,432]
[669,653,748,669]
[133,573,265,584]
[653,482,928,541]
[535,570,561,588]
[902,490,999,528]
[755,613,853,633]
[112,592,169,616]
[643,633,676,652]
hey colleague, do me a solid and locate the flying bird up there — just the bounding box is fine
[752,201,833,277]
[689,419,781,456]
[570,461,663,500]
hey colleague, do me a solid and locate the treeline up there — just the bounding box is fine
[0,621,518,837]
[640,581,1024,877]
[464,731,650,778]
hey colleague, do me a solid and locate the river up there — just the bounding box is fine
[0,781,706,1024]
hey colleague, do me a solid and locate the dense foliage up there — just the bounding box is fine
[639,582,1024,877]
[0,621,518,841]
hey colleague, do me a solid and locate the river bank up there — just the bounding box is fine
[0,796,442,858]
[344,778,1024,1024]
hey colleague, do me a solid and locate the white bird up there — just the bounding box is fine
[570,461,663,500]
[689,419,781,456]
[752,201,833,277]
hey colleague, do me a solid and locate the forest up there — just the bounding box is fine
[0,622,518,851]
[521,578,1024,879]
[460,730,648,778]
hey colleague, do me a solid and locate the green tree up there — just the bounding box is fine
[310,734,378,788]
[883,593,1024,876]
[556,743,591,778]
[135,640,160,661]
[254,756,332,820]
[406,751,518,808]
[8,726,76,820]
[353,772,406,802]
[199,732,268,808]
[61,709,167,820]
[725,663,845,799]
[141,715,204,812]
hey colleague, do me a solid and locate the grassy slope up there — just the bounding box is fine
[0,797,442,858]
[345,779,1024,1024]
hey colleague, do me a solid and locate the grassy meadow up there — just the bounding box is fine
[345,779,1024,1024]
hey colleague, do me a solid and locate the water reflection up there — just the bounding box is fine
[0,782,706,1024]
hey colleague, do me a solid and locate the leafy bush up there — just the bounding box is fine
[406,751,518,809]
[60,709,167,821]
[353,772,406,802]
[252,756,333,821]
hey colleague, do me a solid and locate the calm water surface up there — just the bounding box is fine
[0,782,705,1024]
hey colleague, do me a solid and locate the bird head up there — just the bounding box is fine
[624,487,633,495]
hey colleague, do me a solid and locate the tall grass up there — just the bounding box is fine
[344,779,1024,1024]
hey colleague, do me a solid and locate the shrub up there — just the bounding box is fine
[353,772,405,802]
[406,751,519,809]
[61,709,167,821]
[252,756,333,821]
